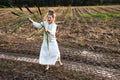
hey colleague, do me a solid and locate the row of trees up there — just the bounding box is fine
[0,0,120,7]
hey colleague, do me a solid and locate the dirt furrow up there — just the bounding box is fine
[56,8,65,21]
[72,8,78,20]
[0,11,11,16]
[83,7,93,14]
[77,8,89,23]
[77,8,85,14]
[59,8,68,21]
[100,7,119,13]
[91,7,105,13]
[115,7,120,11]
[108,7,120,13]
[97,7,118,14]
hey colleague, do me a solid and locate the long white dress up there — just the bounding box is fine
[32,21,61,65]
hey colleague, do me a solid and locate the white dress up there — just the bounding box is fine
[32,21,61,65]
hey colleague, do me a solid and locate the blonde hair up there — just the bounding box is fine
[45,9,56,22]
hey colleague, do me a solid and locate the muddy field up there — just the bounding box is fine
[0,5,120,80]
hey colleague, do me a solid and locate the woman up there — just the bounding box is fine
[28,9,63,71]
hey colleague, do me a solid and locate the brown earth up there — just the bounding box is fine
[0,5,120,80]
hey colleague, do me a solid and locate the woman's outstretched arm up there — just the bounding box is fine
[28,18,42,28]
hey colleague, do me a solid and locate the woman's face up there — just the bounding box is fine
[46,15,54,24]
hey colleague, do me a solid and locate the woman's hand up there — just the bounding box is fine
[28,17,33,23]
[45,29,50,33]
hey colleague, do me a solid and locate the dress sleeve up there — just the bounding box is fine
[32,21,42,28]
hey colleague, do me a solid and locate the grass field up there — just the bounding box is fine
[0,5,120,80]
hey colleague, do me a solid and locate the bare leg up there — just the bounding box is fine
[58,61,63,66]
[45,65,50,70]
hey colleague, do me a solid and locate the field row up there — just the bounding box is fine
[0,6,120,52]
[0,6,120,21]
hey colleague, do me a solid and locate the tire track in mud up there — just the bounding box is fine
[60,47,120,69]
[64,61,120,80]
[0,50,120,80]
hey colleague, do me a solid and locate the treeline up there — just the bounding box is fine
[0,0,120,7]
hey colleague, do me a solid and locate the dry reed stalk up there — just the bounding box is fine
[11,11,20,16]
[24,5,33,14]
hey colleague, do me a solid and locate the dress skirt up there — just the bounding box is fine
[39,39,60,65]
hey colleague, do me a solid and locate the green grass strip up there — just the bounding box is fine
[91,13,110,20]
[80,14,92,19]
[80,13,120,20]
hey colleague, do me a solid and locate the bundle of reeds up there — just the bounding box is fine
[11,5,49,50]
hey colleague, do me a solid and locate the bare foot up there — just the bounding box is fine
[45,65,50,71]
[58,61,63,66]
